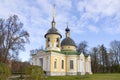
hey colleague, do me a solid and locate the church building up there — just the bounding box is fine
[32,6,92,76]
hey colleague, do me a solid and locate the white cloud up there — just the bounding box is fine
[116,26,120,33]
[104,26,120,34]
[77,0,120,34]
[78,0,120,20]
[88,25,99,33]
[36,0,52,16]
[55,0,72,11]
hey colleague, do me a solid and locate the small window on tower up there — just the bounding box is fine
[48,44,50,47]
[48,42,50,47]
[48,38,50,42]
[57,38,59,42]
[56,41,59,47]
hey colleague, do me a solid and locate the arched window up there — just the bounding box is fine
[56,38,59,47]
[54,59,57,69]
[70,60,74,69]
[48,38,50,41]
[61,60,64,69]
[57,38,59,42]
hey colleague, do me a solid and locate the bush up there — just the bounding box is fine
[25,65,45,80]
[0,63,11,80]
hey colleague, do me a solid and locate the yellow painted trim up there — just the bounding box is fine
[61,45,76,52]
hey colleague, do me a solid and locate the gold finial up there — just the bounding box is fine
[52,4,56,19]
[51,4,56,28]
[66,22,68,28]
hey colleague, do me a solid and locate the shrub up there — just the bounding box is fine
[25,65,45,80]
[0,63,11,80]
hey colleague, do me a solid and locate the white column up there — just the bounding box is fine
[82,61,84,72]
[86,61,89,72]
[89,61,92,74]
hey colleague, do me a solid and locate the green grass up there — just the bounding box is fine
[46,73,120,80]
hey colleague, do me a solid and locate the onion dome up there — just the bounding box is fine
[65,26,70,32]
[44,18,62,38]
[61,37,76,46]
[44,27,62,38]
[61,25,76,47]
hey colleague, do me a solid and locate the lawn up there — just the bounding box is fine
[46,73,120,80]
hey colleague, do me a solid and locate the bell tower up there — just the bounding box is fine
[44,5,62,52]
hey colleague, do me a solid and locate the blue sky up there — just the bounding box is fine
[0,0,120,61]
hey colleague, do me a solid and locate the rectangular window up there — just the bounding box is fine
[61,60,64,69]
[70,60,74,69]
[54,59,57,69]
[54,61,57,69]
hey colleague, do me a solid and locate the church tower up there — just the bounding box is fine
[44,5,62,52]
[61,24,76,52]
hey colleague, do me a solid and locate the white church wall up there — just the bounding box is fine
[86,56,92,74]
[85,61,89,72]
[38,54,51,71]
[78,53,86,75]
[32,58,37,65]
[32,51,51,72]
[78,59,85,75]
